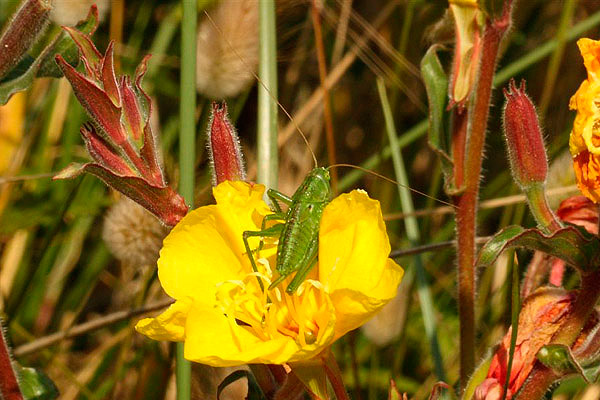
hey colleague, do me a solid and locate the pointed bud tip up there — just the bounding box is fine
[208,101,246,185]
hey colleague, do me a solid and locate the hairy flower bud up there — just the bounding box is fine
[503,79,548,188]
[207,102,246,185]
[0,0,51,79]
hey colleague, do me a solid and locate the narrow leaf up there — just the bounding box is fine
[54,163,187,227]
[421,45,454,191]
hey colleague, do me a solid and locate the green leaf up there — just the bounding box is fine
[477,224,600,272]
[421,45,456,194]
[0,5,98,104]
[18,366,59,400]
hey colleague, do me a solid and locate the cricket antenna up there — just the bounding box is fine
[203,10,319,169]
[328,163,457,209]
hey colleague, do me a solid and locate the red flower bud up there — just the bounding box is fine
[0,0,51,79]
[503,79,548,188]
[207,102,246,185]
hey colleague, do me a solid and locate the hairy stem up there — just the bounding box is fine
[0,320,23,400]
[454,4,511,388]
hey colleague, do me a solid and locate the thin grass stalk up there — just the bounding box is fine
[311,0,338,191]
[502,251,520,400]
[257,0,278,188]
[538,0,577,117]
[178,0,197,399]
[376,78,446,381]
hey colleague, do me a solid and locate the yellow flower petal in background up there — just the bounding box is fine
[0,92,25,174]
[569,38,600,202]
[136,181,403,366]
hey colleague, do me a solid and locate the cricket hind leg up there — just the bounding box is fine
[269,237,319,294]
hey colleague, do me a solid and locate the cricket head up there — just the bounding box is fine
[309,167,332,202]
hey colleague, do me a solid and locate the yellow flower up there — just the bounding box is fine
[569,38,600,202]
[136,181,403,366]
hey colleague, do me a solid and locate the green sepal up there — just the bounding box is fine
[537,344,600,383]
[477,224,600,272]
[463,356,492,400]
[17,366,59,400]
[421,45,459,195]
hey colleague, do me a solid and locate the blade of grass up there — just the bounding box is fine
[257,0,278,188]
[502,251,520,400]
[538,0,577,117]
[339,8,600,191]
[376,78,446,381]
[177,0,197,398]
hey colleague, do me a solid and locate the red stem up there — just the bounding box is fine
[454,5,511,388]
[0,322,23,400]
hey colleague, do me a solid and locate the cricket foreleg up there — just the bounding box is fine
[242,224,284,274]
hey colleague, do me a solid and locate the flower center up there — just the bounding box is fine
[214,261,328,349]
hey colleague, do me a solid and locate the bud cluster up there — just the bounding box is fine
[54,29,188,226]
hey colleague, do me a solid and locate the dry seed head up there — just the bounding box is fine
[50,0,110,26]
[361,287,406,347]
[196,0,258,99]
[102,197,168,267]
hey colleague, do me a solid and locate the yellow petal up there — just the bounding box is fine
[318,190,404,338]
[157,181,271,305]
[135,298,191,341]
[577,38,600,81]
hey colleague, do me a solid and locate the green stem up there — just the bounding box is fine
[177,0,197,399]
[454,6,511,388]
[523,184,562,234]
[257,0,278,188]
[377,78,446,381]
